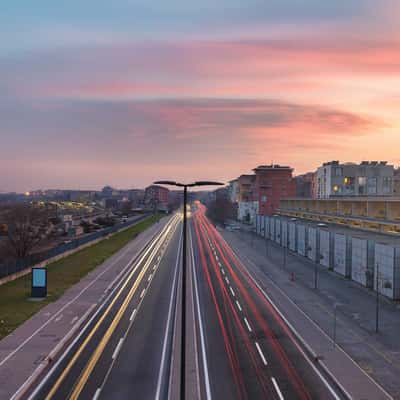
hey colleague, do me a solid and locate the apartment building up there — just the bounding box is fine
[315,161,394,199]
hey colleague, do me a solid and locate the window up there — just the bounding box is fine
[358,176,366,194]
[261,195,267,203]
[383,177,392,194]
[335,167,343,176]
[367,177,377,194]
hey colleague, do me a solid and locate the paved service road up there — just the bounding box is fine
[24,207,344,400]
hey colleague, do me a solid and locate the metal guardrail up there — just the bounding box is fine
[0,215,149,279]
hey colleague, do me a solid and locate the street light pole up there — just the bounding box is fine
[154,180,223,400]
[376,263,380,334]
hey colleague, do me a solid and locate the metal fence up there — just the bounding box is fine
[0,214,149,280]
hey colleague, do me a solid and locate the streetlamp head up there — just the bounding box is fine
[154,180,178,186]
[153,180,224,188]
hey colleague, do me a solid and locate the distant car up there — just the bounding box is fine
[317,223,327,227]
[122,215,128,222]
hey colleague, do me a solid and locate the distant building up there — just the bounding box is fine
[144,185,170,212]
[295,172,315,198]
[253,165,296,216]
[315,161,394,198]
[237,174,257,223]
[227,179,239,203]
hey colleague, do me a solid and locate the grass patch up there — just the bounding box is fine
[0,214,162,339]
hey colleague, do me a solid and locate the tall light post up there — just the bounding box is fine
[154,180,223,400]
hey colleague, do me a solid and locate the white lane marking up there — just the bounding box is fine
[190,225,212,400]
[272,377,284,400]
[140,289,146,299]
[155,230,183,400]
[129,308,137,322]
[70,316,78,325]
[225,277,230,285]
[148,273,152,282]
[244,317,252,333]
[236,300,242,312]
[93,388,102,400]
[218,262,222,267]
[112,338,124,360]
[157,255,161,261]
[215,255,219,261]
[255,342,268,366]
[229,286,236,297]
[55,315,63,322]
[225,242,344,400]
[221,268,225,275]
[153,265,157,271]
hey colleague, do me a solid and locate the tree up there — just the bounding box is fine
[206,195,236,225]
[4,204,50,259]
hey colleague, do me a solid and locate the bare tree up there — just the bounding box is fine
[4,204,50,259]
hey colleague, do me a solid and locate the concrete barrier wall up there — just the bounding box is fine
[374,243,400,300]
[319,230,332,269]
[334,233,351,278]
[288,222,297,252]
[275,219,282,245]
[297,224,307,256]
[307,227,318,262]
[351,237,374,288]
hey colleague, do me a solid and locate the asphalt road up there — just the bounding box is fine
[25,207,344,400]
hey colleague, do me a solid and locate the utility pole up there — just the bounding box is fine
[154,180,223,400]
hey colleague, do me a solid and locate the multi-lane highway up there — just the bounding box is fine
[24,206,344,400]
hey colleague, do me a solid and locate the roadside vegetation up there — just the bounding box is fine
[0,213,161,339]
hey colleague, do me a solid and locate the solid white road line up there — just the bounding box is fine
[271,377,285,400]
[140,289,146,299]
[155,230,182,400]
[70,316,79,325]
[255,342,268,366]
[93,388,102,400]
[244,317,252,333]
[190,225,212,400]
[236,300,242,312]
[129,308,137,322]
[148,274,152,282]
[112,338,124,360]
[229,286,236,297]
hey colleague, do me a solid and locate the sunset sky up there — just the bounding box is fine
[1,1,400,191]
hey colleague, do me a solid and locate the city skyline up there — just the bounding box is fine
[1,1,400,191]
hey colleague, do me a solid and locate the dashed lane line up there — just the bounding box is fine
[255,342,268,366]
[244,317,252,333]
[271,377,284,400]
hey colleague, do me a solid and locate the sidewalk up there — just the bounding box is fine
[222,228,398,399]
[0,217,169,400]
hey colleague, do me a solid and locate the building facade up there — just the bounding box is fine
[144,185,170,212]
[253,165,296,216]
[315,161,394,199]
[237,174,257,223]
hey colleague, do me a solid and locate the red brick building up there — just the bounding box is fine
[144,185,170,211]
[253,165,296,215]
